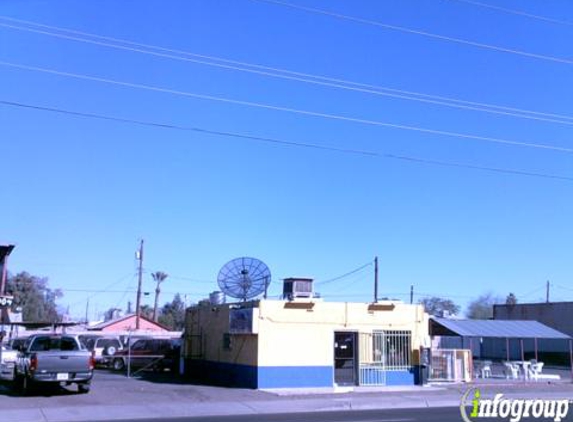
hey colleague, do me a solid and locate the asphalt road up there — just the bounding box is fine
[90,408,465,422]
[89,407,573,422]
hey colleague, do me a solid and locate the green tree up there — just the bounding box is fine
[6,272,63,323]
[158,293,185,331]
[139,304,153,319]
[419,296,460,316]
[103,307,122,321]
[466,292,502,319]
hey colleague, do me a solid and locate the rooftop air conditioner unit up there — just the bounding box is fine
[283,277,314,300]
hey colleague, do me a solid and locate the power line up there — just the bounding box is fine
[322,272,372,294]
[1,62,572,155]
[0,100,376,157]
[316,261,373,286]
[2,99,573,182]
[2,17,573,126]
[447,0,573,27]
[64,272,135,308]
[416,291,476,299]
[554,284,573,293]
[520,284,546,298]
[253,0,573,66]
[112,273,138,310]
[144,270,215,284]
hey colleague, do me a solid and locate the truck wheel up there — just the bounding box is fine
[12,373,22,392]
[16,375,32,395]
[112,358,125,371]
[78,383,91,394]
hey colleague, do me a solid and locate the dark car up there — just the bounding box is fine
[111,338,179,372]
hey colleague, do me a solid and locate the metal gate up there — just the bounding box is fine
[358,330,412,386]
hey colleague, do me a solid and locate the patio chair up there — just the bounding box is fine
[529,362,541,380]
[504,362,519,380]
[529,362,561,381]
[480,361,492,379]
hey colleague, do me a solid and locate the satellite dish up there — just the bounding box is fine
[217,257,271,301]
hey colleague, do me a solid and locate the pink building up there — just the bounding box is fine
[88,314,169,333]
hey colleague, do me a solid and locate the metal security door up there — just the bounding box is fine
[334,332,358,385]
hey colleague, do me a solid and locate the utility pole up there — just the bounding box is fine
[135,239,144,330]
[374,256,379,303]
[85,298,89,324]
[410,285,414,304]
[546,280,550,303]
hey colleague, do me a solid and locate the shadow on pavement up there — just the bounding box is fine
[0,379,82,397]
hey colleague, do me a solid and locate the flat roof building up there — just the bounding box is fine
[183,298,429,389]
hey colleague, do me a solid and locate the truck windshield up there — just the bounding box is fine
[29,336,79,351]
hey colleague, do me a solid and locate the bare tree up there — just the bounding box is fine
[466,292,503,319]
[419,296,460,317]
[151,271,168,322]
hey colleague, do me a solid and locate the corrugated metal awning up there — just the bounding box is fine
[431,317,571,339]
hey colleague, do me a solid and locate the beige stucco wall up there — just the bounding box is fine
[185,303,259,366]
[184,299,428,368]
[257,300,428,366]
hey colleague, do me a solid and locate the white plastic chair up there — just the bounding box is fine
[504,362,519,379]
[481,362,492,379]
[529,362,544,380]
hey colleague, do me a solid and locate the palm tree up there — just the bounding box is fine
[151,271,168,322]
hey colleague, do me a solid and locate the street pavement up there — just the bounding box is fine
[0,370,571,422]
[88,407,504,422]
[95,406,573,422]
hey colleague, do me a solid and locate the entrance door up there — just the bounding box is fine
[334,332,357,385]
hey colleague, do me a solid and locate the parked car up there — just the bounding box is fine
[79,334,123,367]
[13,334,95,394]
[0,344,18,381]
[112,338,179,372]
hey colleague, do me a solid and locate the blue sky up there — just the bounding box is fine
[1,0,572,320]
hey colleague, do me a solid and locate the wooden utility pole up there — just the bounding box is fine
[374,256,379,303]
[546,280,550,303]
[410,285,414,304]
[135,239,144,329]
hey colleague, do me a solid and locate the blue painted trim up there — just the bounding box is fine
[258,366,333,388]
[385,368,416,386]
[184,359,258,388]
[184,360,334,388]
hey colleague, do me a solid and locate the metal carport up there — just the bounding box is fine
[430,317,572,379]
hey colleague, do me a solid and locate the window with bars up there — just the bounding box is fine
[364,330,411,370]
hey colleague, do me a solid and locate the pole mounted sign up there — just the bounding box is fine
[0,295,14,309]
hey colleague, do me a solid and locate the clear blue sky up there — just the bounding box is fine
[1,0,572,320]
